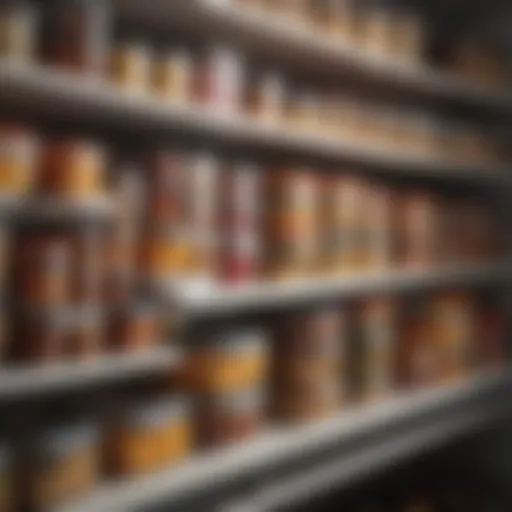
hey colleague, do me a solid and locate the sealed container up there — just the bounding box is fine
[71,227,105,302]
[40,139,107,200]
[152,49,193,102]
[28,422,99,509]
[17,309,69,362]
[0,1,37,62]
[109,302,160,352]
[192,46,243,113]
[183,329,268,392]
[0,446,12,512]
[110,41,152,93]
[69,307,104,359]
[244,72,285,123]
[43,0,111,75]
[0,124,39,195]
[196,386,265,447]
[16,235,71,306]
[106,397,191,476]
[357,299,396,401]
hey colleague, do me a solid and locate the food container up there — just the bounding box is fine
[109,302,160,352]
[106,397,191,476]
[28,422,99,509]
[152,49,193,102]
[40,139,107,200]
[0,446,12,512]
[218,232,260,285]
[0,124,39,195]
[244,72,285,123]
[69,307,104,359]
[357,299,396,401]
[196,386,265,447]
[16,309,70,362]
[390,9,424,62]
[43,0,110,75]
[16,235,71,306]
[183,329,269,392]
[110,41,152,93]
[358,5,394,56]
[0,1,37,62]
[192,46,243,113]
[110,162,146,223]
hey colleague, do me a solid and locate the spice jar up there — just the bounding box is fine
[109,302,160,352]
[0,1,37,62]
[40,139,107,200]
[357,299,396,401]
[0,124,39,196]
[69,306,104,359]
[43,0,111,75]
[192,46,243,113]
[244,72,285,123]
[16,234,71,307]
[28,422,100,509]
[0,446,12,512]
[106,397,191,476]
[110,41,152,93]
[197,386,265,447]
[152,49,193,102]
[16,309,70,362]
[183,329,269,392]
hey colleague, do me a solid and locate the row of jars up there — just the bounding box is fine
[0,288,503,510]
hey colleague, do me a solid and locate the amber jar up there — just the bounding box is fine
[69,307,104,359]
[16,235,71,307]
[0,446,12,512]
[109,302,160,352]
[28,423,99,509]
[17,309,70,362]
[0,1,37,62]
[183,329,269,392]
[0,124,39,196]
[110,41,152,93]
[43,0,111,75]
[40,139,106,200]
[197,386,265,447]
[152,49,193,102]
[106,397,191,476]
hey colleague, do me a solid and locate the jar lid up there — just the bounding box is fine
[38,422,99,458]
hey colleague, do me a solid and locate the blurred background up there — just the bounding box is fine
[0,0,511,510]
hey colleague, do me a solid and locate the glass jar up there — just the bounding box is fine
[0,124,39,196]
[40,139,107,200]
[110,41,152,93]
[0,1,38,62]
[43,0,111,75]
[183,329,269,392]
[152,49,193,102]
[197,386,265,447]
[28,422,100,509]
[109,302,160,352]
[106,397,191,476]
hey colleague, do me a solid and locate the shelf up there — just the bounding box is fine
[0,62,505,181]
[58,368,512,512]
[167,263,510,317]
[0,347,181,401]
[117,0,511,114]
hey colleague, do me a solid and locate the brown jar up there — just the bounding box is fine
[69,307,104,359]
[40,139,107,200]
[43,0,111,75]
[0,1,38,62]
[17,309,70,362]
[110,41,152,93]
[182,329,269,392]
[16,235,71,307]
[197,386,265,447]
[0,124,39,196]
[106,397,191,476]
[152,49,193,102]
[28,423,99,509]
[109,302,160,352]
